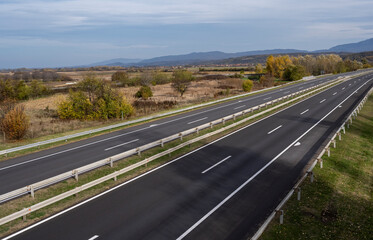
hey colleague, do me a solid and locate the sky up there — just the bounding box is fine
[1,0,373,68]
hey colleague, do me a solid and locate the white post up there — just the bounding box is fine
[297,187,301,201]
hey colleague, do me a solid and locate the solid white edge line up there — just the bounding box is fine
[267,125,282,134]
[176,78,372,240]
[104,139,140,151]
[88,235,99,240]
[187,117,208,125]
[201,156,232,174]
[3,77,362,240]
[300,109,309,115]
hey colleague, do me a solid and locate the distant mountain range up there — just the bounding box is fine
[86,38,373,67]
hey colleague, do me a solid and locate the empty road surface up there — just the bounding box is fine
[4,72,373,239]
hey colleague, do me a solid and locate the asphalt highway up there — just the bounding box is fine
[0,71,369,196]
[4,72,373,239]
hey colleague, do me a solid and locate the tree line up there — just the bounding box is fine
[0,71,73,82]
[261,54,369,82]
[0,79,50,102]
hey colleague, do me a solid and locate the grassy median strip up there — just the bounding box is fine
[0,80,343,237]
[260,94,373,240]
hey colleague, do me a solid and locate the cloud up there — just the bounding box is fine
[1,0,371,29]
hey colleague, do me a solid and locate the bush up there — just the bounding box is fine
[112,71,130,86]
[260,74,275,87]
[242,79,253,92]
[30,80,49,98]
[135,86,153,100]
[58,75,134,120]
[1,105,29,140]
[14,80,30,100]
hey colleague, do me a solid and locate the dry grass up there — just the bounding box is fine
[0,77,270,144]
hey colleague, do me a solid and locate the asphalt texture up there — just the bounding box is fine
[0,71,366,196]
[4,72,373,240]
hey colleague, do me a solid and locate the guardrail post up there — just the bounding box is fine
[319,158,323,168]
[210,122,213,129]
[110,157,113,168]
[179,133,183,141]
[30,185,35,198]
[222,118,225,125]
[74,170,79,181]
[327,147,330,157]
[338,132,341,141]
[333,140,336,148]
[233,114,236,121]
[114,172,117,181]
[297,187,301,201]
[160,139,164,147]
[279,210,284,224]
[342,126,346,134]
[23,209,27,221]
[196,128,199,135]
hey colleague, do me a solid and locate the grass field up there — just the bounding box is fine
[260,94,373,240]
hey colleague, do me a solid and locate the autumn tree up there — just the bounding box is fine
[255,63,264,74]
[1,105,29,140]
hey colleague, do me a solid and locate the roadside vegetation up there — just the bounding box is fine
[0,54,369,145]
[261,95,373,240]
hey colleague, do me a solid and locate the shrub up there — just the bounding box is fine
[260,74,275,87]
[112,71,131,86]
[58,76,134,121]
[14,80,30,100]
[30,80,49,98]
[135,86,153,100]
[242,79,253,92]
[1,105,29,140]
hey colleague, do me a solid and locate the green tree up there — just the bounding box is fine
[14,80,30,100]
[283,65,306,81]
[30,80,49,98]
[0,79,15,102]
[171,70,194,97]
[78,74,101,102]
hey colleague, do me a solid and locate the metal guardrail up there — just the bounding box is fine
[251,82,373,240]
[0,79,311,157]
[0,77,349,226]
[0,77,345,204]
